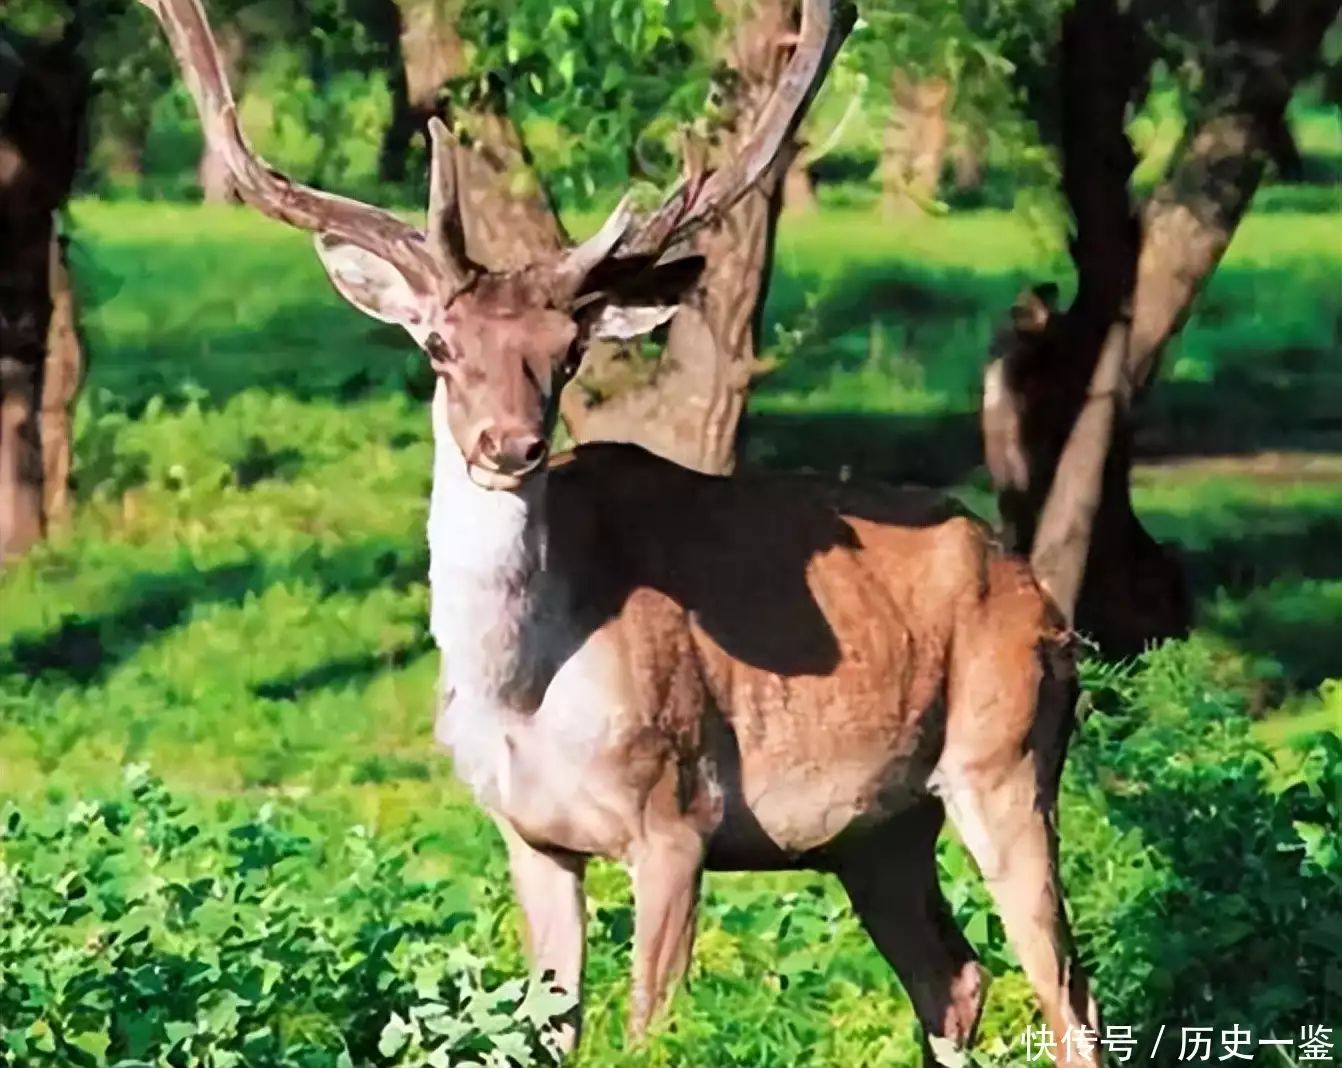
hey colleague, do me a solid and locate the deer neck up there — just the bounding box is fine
[426,381,549,705]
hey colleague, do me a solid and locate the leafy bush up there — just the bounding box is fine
[0,767,570,1067]
[1060,641,1342,1045]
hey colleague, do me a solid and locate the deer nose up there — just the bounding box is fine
[478,428,548,475]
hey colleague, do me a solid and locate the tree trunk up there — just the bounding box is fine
[982,0,1339,654]
[197,25,242,202]
[450,108,566,267]
[562,0,808,474]
[783,151,817,213]
[0,28,86,561]
[563,148,788,473]
[949,127,984,194]
[197,147,235,203]
[41,225,82,528]
[379,0,467,185]
[375,0,564,268]
[0,268,46,560]
[880,71,949,217]
[369,0,415,184]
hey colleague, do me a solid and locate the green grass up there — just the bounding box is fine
[1,199,1339,1065]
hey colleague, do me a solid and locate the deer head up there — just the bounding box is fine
[137,0,850,490]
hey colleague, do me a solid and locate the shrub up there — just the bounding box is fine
[0,767,569,1067]
[1060,641,1342,1046]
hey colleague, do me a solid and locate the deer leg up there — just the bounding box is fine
[834,799,989,1066]
[628,820,706,1040]
[497,819,588,1054]
[933,755,1101,1068]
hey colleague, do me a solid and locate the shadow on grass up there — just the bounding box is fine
[252,637,432,701]
[744,409,984,487]
[2,539,428,689]
[1140,497,1342,689]
[78,215,1342,470]
[79,299,435,421]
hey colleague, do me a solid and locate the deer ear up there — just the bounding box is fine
[313,234,431,334]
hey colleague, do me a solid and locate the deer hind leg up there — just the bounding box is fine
[932,660,1101,1066]
[834,798,989,1066]
[497,819,588,1054]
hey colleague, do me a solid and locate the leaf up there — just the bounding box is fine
[163,1021,195,1047]
[27,1019,57,1054]
[928,1034,969,1068]
[963,909,991,947]
[518,980,576,1028]
[378,1013,414,1058]
[69,1029,112,1065]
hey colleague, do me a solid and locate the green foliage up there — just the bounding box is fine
[1064,641,1342,1038]
[848,0,1063,205]
[452,0,718,202]
[0,0,401,199]
[0,767,570,1067]
[6,0,1338,214]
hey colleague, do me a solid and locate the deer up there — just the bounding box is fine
[138,0,1104,1063]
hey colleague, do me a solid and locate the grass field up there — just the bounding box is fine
[0,199,1339,1065]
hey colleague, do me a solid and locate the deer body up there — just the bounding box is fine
[430,378,999,864]
[141,0,1103,1061]
[424,386,1100,1057]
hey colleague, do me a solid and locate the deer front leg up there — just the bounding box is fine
[497,819,588,1054]
[628,820,706,1040]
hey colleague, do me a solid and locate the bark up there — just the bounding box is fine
[562,0,803,474]
[450,108,565,268]
[783,151,817,213]
[982,0,1340,654]
[563,147,788,473]
[197,25,242,202]
[370,0,415,184]
[949,128,984,193]
[378,1,563,266]
[41,226,83,528]
[879,71,949,217]
[0,297,45,561]
[0,28,86,560]
[379,0,465,183]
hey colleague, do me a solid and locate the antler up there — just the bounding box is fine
[137,0,471,292]
[559,0,854,287]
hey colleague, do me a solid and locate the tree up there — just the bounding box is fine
[0,21,87,559]
[982,0,1341,653]
[562,0,823,473]
[852,0,1024,215]
[196,18,243,200]
[376,0,458,184]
